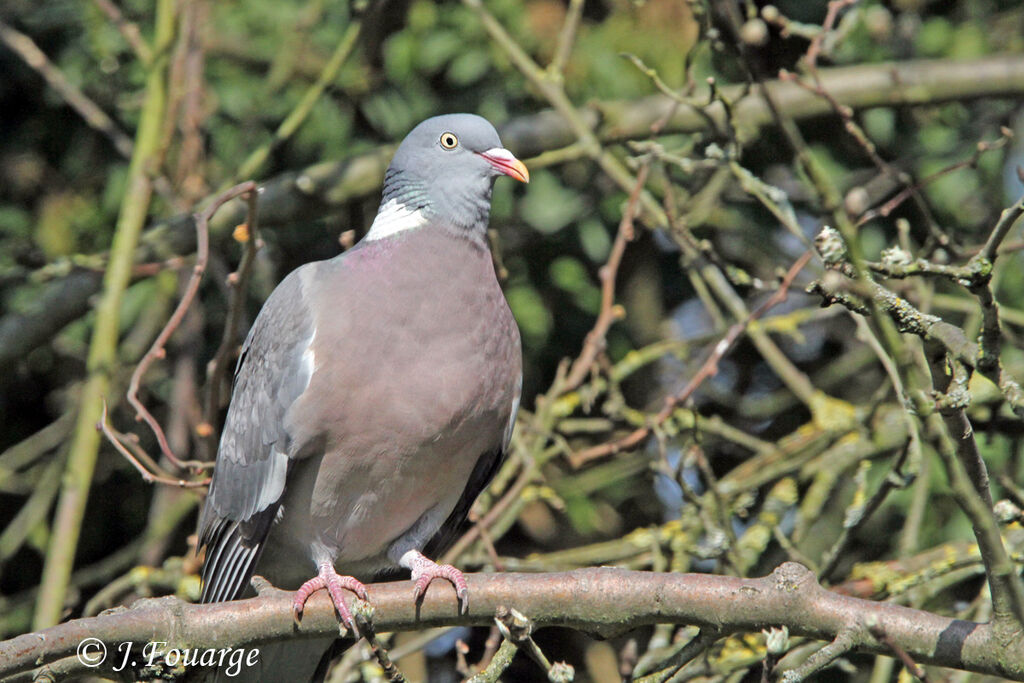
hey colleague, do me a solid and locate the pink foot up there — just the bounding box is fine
[292,562,369,634]
[400,550,469,614]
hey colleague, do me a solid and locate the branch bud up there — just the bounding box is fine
[814,226,847,265]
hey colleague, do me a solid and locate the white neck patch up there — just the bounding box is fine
[365,198,429,241]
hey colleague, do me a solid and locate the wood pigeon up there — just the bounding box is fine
[196,114,526,674]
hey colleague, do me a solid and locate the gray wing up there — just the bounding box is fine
[198,267,316,603]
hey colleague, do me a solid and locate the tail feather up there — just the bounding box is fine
[199,518,262,604]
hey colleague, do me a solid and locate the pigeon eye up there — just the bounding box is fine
[439,132,459,149]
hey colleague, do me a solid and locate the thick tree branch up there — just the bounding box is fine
[2,565,1023,680]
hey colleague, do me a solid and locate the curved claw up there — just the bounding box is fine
[291,563,369,636]
[402,550,469,614]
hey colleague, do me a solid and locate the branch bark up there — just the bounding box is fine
[3,565,1023,680]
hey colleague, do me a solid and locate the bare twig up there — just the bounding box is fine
[0,21,134,159]
[978,190,1024,263]
[547,0,584,79]
[97,402,208,488]
[853,133,1012,234]
[0,412,75,473]
[619,639,639,680]
[570,249,812,466]
[442,459,537,563]
[869,624,928,681]
[560,163,650,392]
[460,625,502,677]
[802,0,859,69]
[783,627,857,681]
[202,188,262,448]
[466,638,518,683]
[633,627,720,683]
[92,0,153,65]
[818,443,912,580]
[122,181,257,471]
[778,56,950,249]
[353,600,407,683]
[0,458,63,564]
[231,17,363,184]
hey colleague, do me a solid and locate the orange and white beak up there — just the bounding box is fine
[479,147,530,183]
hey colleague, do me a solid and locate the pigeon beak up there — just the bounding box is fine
[479,147,530,183]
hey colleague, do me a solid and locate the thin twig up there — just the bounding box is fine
[466,639,518,683]
[978,189,1024,263]
[560,162,650,392]
[232,17,363,183]
[0,21,134,159]
[96,402,208,488]
[779,59,948,248]
[0,458,63,564]
[619,639,639,680]
[123,181,257,470]
[570,249,812,466]
[202,188,262,448]
[783,628,857,681]
[853,132,1011,234]
[633,627,720,683]
[803,0,859,70]
[442,460,537,563]
[353,600,407,683]
[818,442,912,580]
[475,625,504,675]
[547,0,584,79]
[869,624,929,681]
[92,0,153,65]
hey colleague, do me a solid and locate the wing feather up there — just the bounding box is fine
[198,267,317,602]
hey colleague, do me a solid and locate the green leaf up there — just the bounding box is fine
[447,49,491,86]
[520,171,585,234]
[916,17,953,57]
[506,284,552,346]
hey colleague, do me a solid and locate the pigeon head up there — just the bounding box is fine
[367,114,529,241]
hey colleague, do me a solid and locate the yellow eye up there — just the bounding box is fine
[440,132,459,149]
